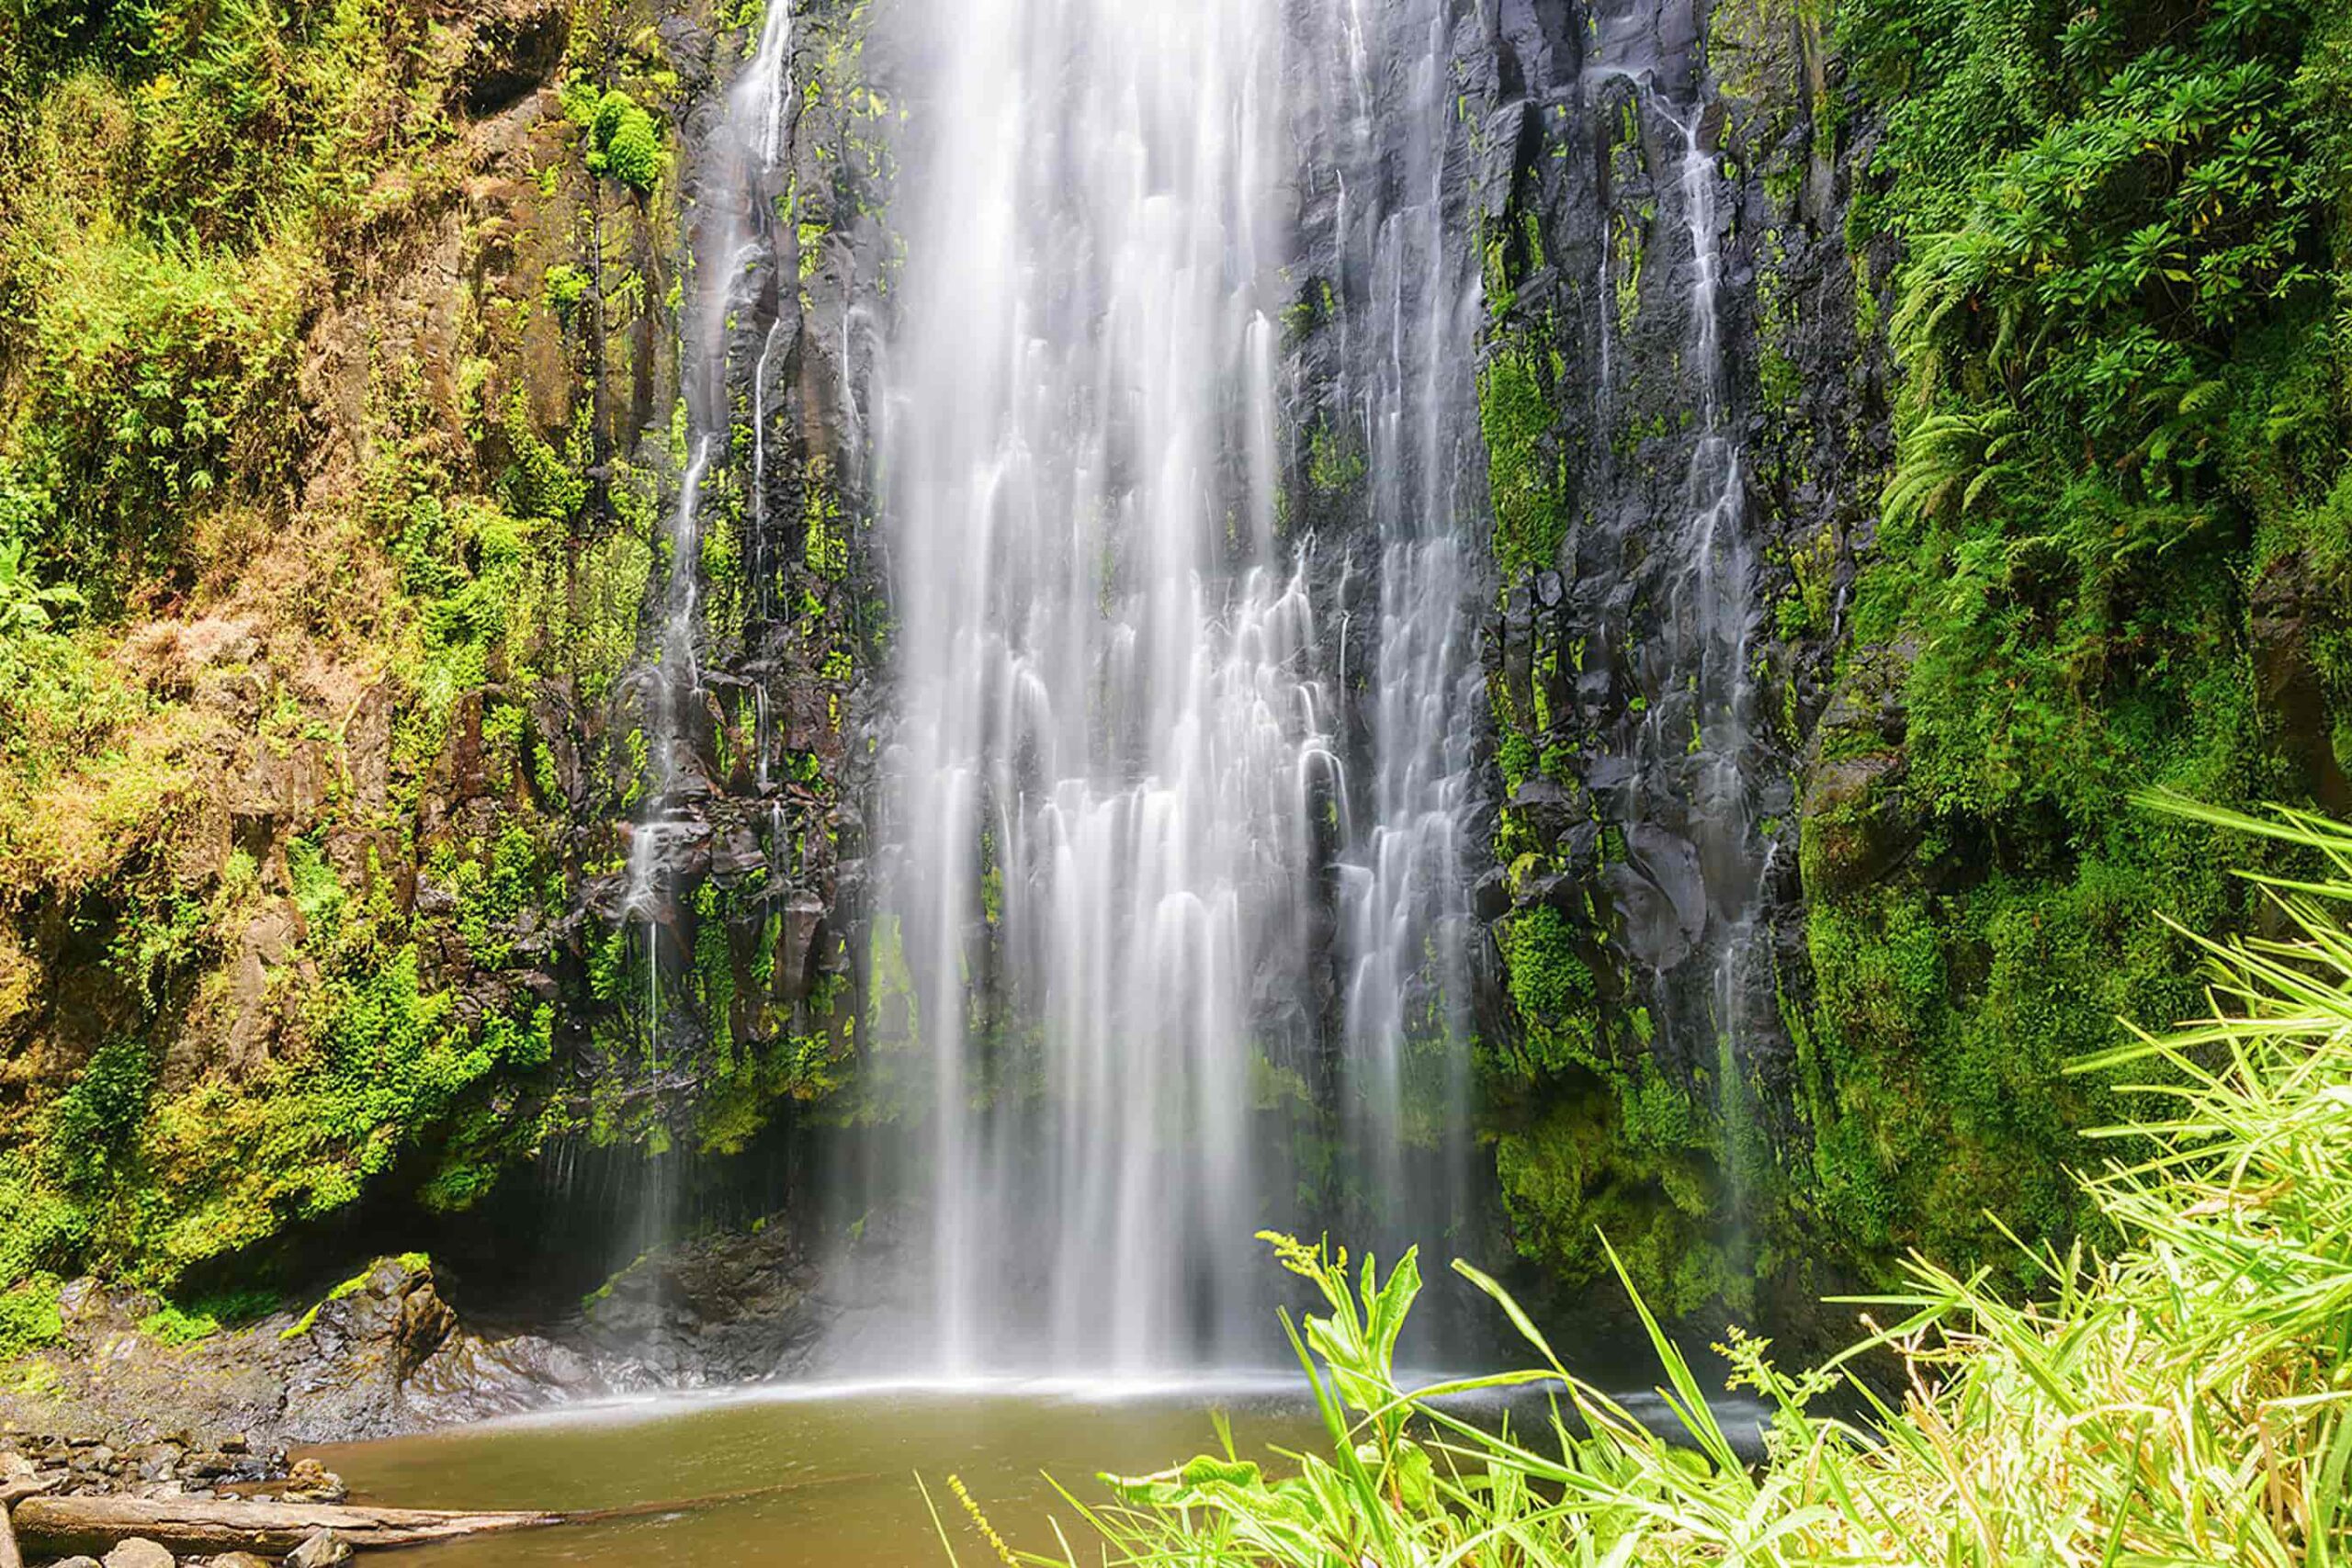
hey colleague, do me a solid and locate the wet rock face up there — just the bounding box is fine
[575,1222,820,1386]
[1476,0,1811,1086]
[1466,0,1899,1305]
[566,0,899,1150]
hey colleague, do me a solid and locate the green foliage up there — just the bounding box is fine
[578,85,663,193]
[1305,419,1364,497]
[0,535,82,638]
[1498,905,1592,1065]
[0,0,466,604]
[0,1275,63,1365]
[1478,344,1566,580]
[9,231,309,600]
[0,0,652,1305]
[1493,1095,1730,1317]
[980,806,2352,1566]
[498,391,589,524]
[1802,0,2352,1279]
[540,262,590,324]
[44,1037,156,1196]
[137,1302,220,1346]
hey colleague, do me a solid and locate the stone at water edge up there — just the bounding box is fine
[285,1529,352,1568]
[47,1558,101,1568]
[100,1541,175,1568]
[278,1461,347,1505]
[204,1555,272,1568]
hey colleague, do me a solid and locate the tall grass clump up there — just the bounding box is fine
[957,799,2352,1567]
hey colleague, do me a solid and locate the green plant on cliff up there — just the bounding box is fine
[0,0,633,1300]
[1793,0,2352,1277]
[0,1276,63,1365]
[571,83,664,193]
[967,804,2352,1567]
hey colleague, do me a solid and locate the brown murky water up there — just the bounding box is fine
[310,1377,1330,1566]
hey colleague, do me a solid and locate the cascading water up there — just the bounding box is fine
[873,0,1316,1371]
[1585,53,1770,1228]
[614,0,795,1280]
[861,0,1487,1370]
[1314,0,1487,1262]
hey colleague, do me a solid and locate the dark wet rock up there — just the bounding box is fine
[1509,776,1582,842]
[1798,641,1923,897]
[402,1335,602,1427]
[576,1219,820,1386]
[1800,750,1917,896]
[457,0,568,116]
[1472,866,1513,921]
[2251,552,2352,814]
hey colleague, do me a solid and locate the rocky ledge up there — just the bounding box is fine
[0,1261,603,1452]
[0,1222,826,1453]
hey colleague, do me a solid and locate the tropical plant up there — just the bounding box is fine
[0,536,81,639]
[939,799,2352,1568]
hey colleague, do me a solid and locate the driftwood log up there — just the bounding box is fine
[13,1495,564,1558]
[0,1474,65,1568]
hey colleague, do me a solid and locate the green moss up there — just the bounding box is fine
[581,88,664,193]
[1306,419,1366,496]
[541,263,590,324]
[1493,1098,1732,1318]
[1501,906,1591,1024]
[0,1275,63,1364]
[1479,345,1566,580]
[138,1303,221,1347]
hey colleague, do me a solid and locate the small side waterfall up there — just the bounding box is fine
[613,1,795,1275]
[1658,102,1768,1214]
[1317,1,1487,1263]
[1582,51,1771,1231]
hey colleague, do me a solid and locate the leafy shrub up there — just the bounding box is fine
[582,87,662,193]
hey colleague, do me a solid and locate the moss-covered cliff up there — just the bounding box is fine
[0,0,889,1332]
[1471,0,2352,1319]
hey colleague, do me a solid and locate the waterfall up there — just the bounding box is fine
[1320,2,1487,1268]
[874,0,1307,1372]
[1583,55,1770,1227]
[613,0,795,1284]
[863,0,1484,1371]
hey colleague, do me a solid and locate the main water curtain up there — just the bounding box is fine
[870,0,1484,1370]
